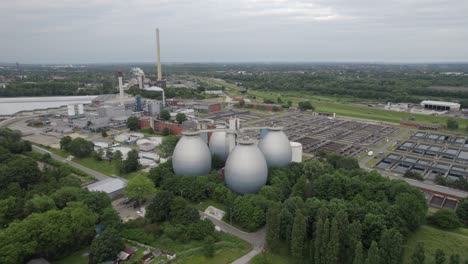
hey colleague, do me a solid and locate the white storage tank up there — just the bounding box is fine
[224,138,268,194]
[258,127,292,167]
[137,139,156,152]
[172,131,212,176]
[290,142,303,163]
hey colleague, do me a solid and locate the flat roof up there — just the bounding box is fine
[420,100,461,107]
[86,178,126,194]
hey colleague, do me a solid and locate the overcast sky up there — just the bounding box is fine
[1,0,467,63]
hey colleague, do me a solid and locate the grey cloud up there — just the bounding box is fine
[0,0,467,63]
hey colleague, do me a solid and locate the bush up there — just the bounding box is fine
[428,209,461,229]
[403,170,424,181]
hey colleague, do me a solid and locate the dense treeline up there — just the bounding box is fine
[218,72,468,103]
[0,128,121,263]
[0,81,116,97]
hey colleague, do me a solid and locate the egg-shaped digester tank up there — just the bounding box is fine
[172,131,212,176]
[258,127,292,167]
[209,131,229,161]
[224,139,268,194]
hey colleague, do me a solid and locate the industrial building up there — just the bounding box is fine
[420,100,461,111]
[193,102,222,113]
[85,177,127,200]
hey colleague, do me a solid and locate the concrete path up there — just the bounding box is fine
[32,145,110,181]
[200,212,266,263]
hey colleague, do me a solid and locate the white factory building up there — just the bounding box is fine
[420,100,461,111]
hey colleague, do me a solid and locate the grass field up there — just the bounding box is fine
[403,225,468,263]
[174,234,250,264]
[204,78,468,133]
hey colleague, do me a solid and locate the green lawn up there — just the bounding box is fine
[403,225,468,263]
[70,156,145,180]
[53,247,90,264]
[174,234,250,264]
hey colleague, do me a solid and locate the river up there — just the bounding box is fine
[0,96,97,115]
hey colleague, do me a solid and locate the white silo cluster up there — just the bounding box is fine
[171,120,303,195]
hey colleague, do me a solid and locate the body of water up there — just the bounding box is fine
[0,96,98,115]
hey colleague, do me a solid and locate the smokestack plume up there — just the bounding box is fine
[118,71,123,105]
[156,28,162,81]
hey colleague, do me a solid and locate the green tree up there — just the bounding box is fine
[159,109,171,121]
[379,228,403,264]
[146,191,174,223]
[105,149,113,161]
[101,130,108,137]
[290,209,307,260]
[121,149,140,173]
[456,197,468,225]
[125,175,156,205]
[412,242,425,264]
[277,97,283,104]
[93,149,103,161]
[298,101,315,111]
[428,209,461,229]
[435,249,446,264]
[160,135,180,157]
[353,241,364,264]
[176,113,187,124]
[90,228,125,264]
[327,217,340,264]
[60,136,72,151]
[266,205,281,251]
[365,241,380,264]
[395,192,427,232]
[127,116,139,131]
[447,118,459,130]
[67,138,94,158]
[449,254,461,264]
[24,195,56,214]
[314,217,325,264]
[280,207,294,242]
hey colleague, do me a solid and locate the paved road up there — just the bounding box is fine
[200,212,266,264]
[32,145,109,181]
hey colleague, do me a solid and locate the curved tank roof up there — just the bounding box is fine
[258,127,292,167]
[209,131,229,161]
[172,131,212,176]
[224,139,268,194]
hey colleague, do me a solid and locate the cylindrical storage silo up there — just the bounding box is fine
[224,139,268,194]
[258,127,292,167]
[209,130,229,161]
[172,131,212,176]
[290,142,303,163]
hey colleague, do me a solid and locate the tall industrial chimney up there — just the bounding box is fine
[156,28,162,81]
[138,75,143,89]
[118,71,124,105]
